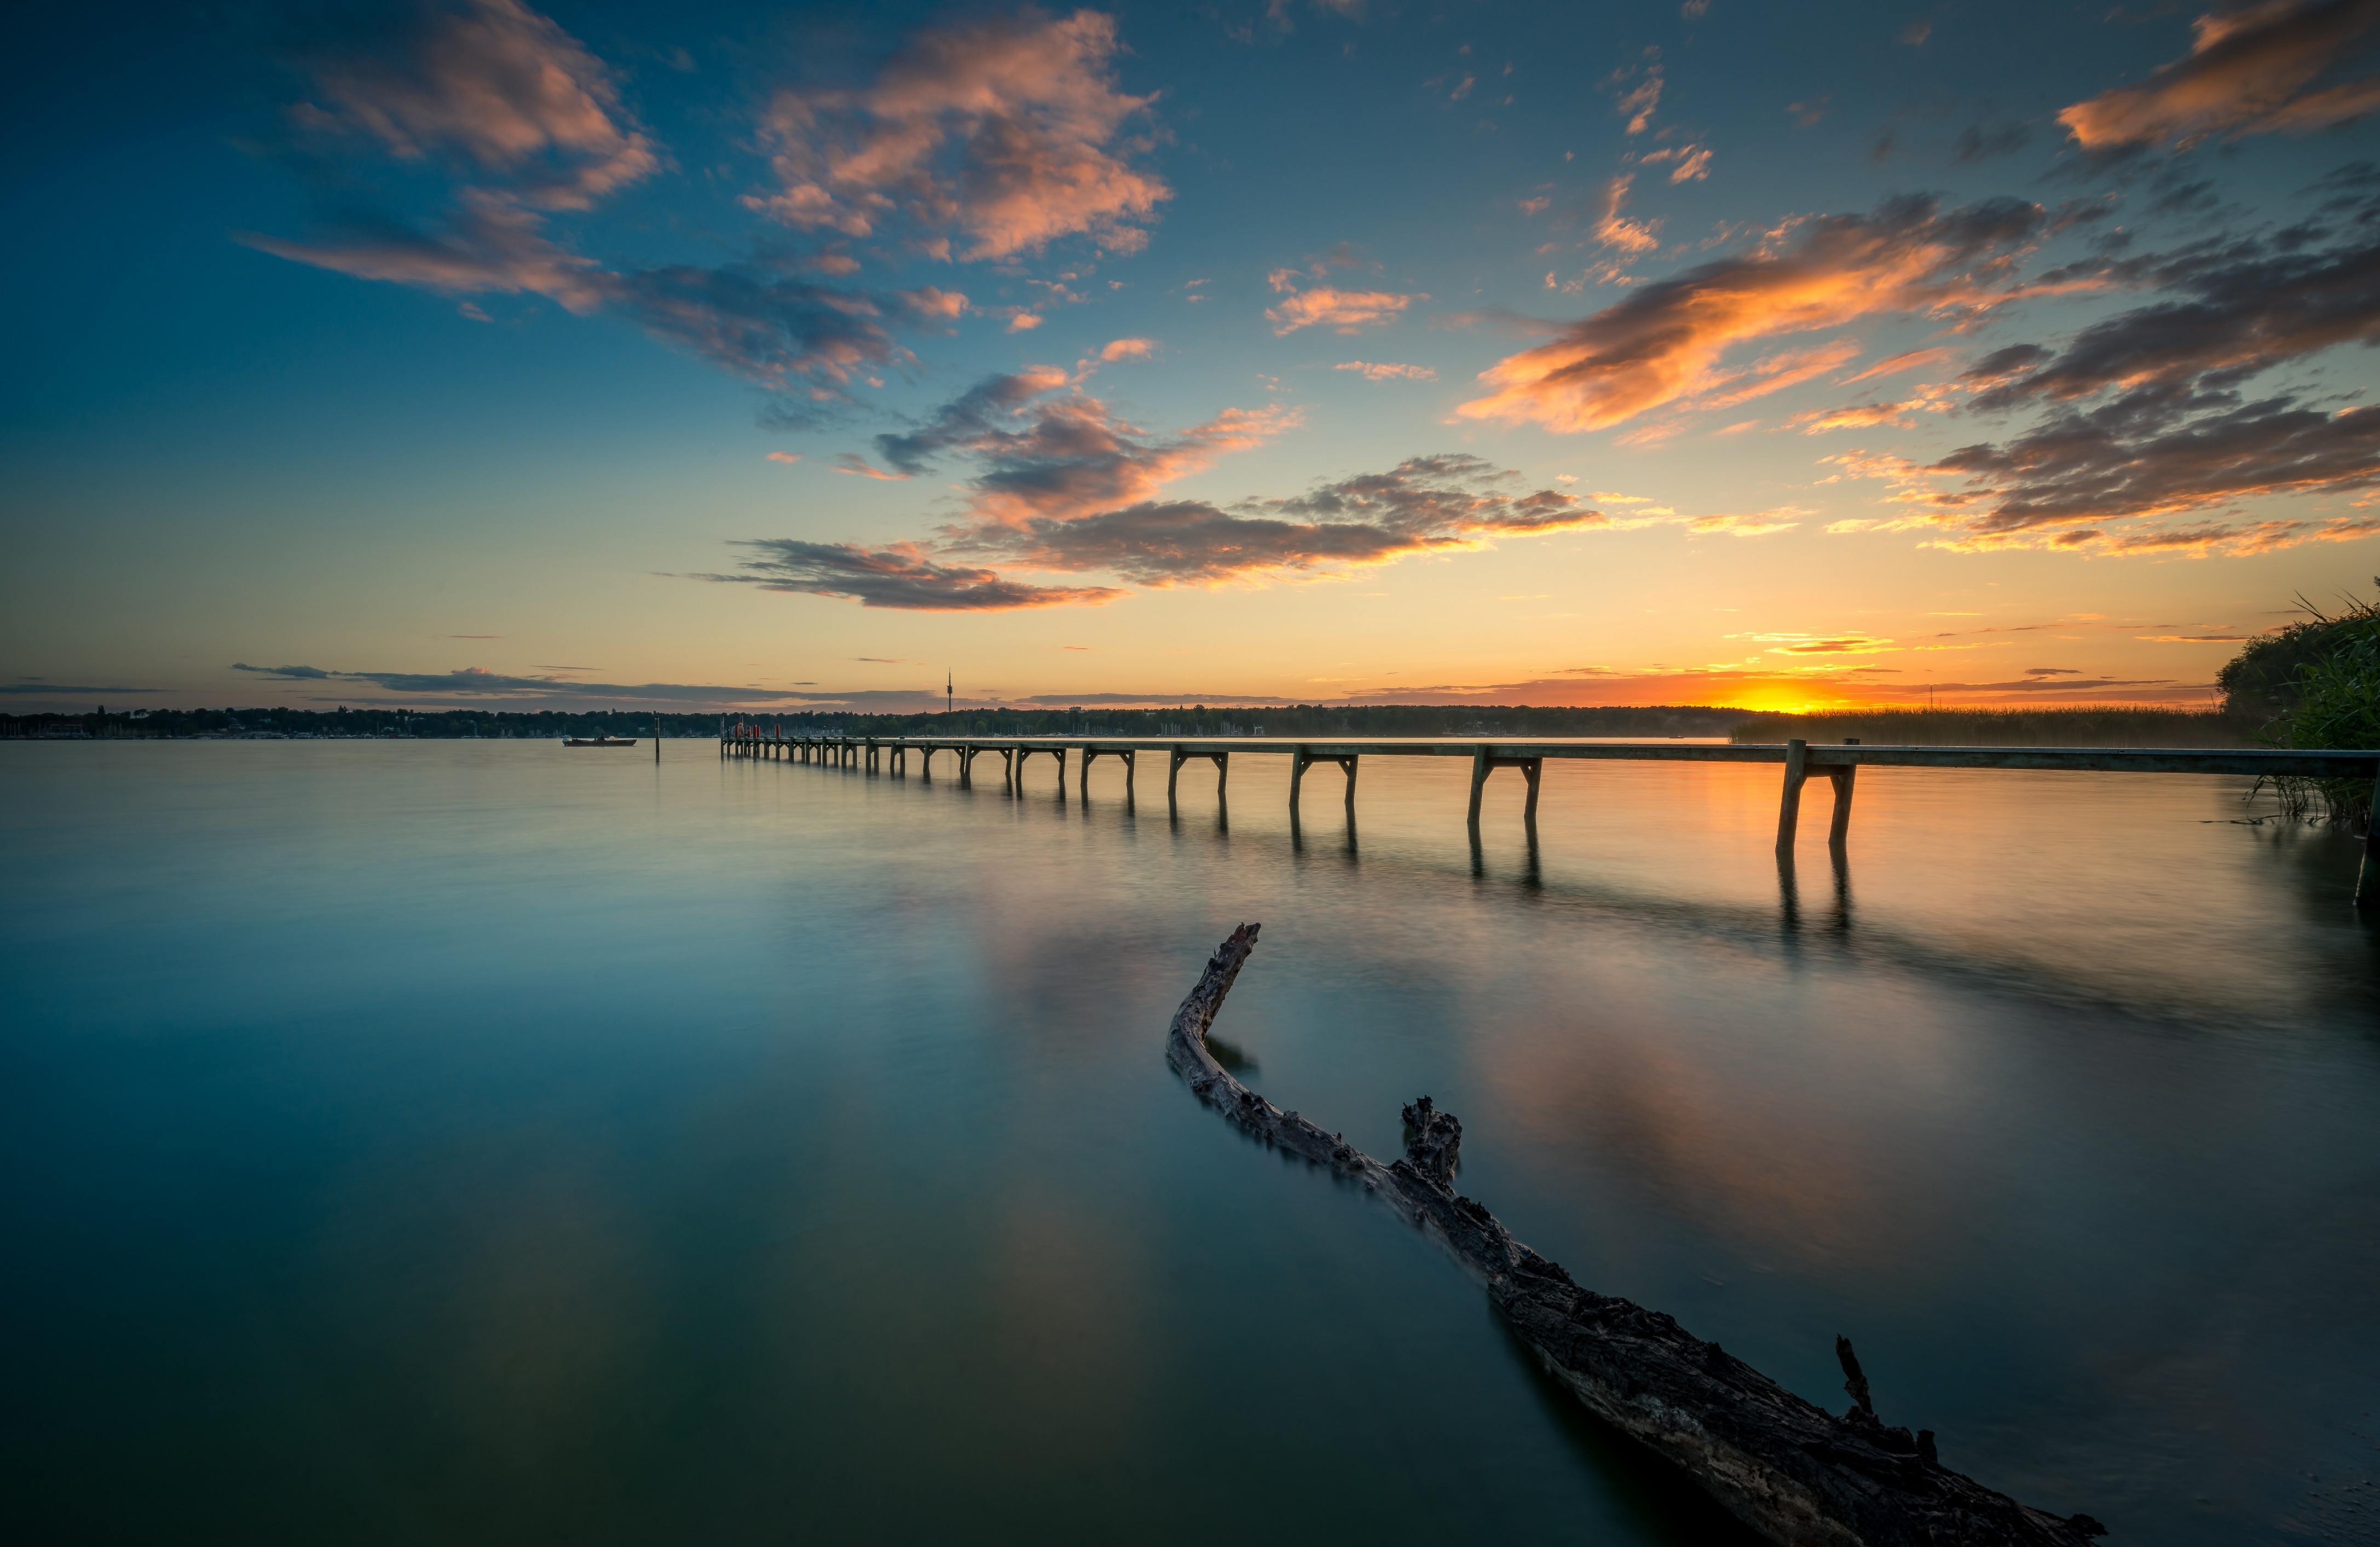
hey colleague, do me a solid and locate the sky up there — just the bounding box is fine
[6,0,2380,715]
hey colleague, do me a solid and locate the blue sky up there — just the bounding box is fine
[7,0,2379,712]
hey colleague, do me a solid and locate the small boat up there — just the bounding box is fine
[562,736,638,747]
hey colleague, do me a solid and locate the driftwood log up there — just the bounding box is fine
[1169,923,2109,1547]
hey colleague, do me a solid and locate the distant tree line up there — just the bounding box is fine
[3,701,1748,740]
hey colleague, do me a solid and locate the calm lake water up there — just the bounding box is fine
[5,741,2378,1544]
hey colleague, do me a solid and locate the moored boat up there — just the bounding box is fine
[562,736,637,747]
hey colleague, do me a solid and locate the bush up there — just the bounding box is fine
[2225,583,2380,828]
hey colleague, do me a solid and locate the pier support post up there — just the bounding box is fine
[1124,748,1136,800]
[1291,746,1311,818]
[1776,738,1809,853]
[1468,747,1543,829]
[1827,738,1859,848]
[1168,745,1185,811]
[2358,769,2380,909]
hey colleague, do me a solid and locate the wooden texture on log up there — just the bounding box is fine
[1167,924,2109,1547]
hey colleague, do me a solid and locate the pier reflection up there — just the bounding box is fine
[1775,848,1855,935]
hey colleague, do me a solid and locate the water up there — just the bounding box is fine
[4,741,2377,1544]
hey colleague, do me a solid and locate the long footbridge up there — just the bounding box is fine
[719,725,2380,905]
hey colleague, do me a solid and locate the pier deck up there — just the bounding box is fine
[718,727,2380,905]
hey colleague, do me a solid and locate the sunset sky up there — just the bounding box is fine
[8,0,2380,713]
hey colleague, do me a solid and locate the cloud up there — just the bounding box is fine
[748,8,1169,260]
[238,192,613,312]
[1335,360,1438,380]
[1264,283,1424,334]
[1639,144,1712,183]
[2059,0,2380,149]
[1610,60,1664,135]
[1787,376,1961,433]
[1848,226,2380,550]
[1458,194,2049,432]
[1695,337,1865,411]
[1098,337,1159,361]
[967,453,1608,584]
[250,4,964,397]
[709,452,1605,611]
[610,267,958,389]
[1685,508,1809,536]
[870,368,1298,523]
[1967,233,2380,412]
[1739,631,1893,653]
[1842,344,1956,383]
[707,539,1123,610]
[1591,174,1663,259]
[287,0,660,211]
[833,452,910,479]
[232,662,335,679]
[252,665,900,707]
[1932,390,2380,539]
[766,451,803,464]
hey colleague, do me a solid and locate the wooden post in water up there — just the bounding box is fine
[1468,745,1490,827]
[1776,738,1809,853]
[1290,746,1311,818]
[1522,758,1542,825]
[1827,738,1859,848]
[1168,745,1185,812]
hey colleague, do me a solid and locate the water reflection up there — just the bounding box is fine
[4,742,2375,1545]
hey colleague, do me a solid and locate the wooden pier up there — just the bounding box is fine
[717,724,2380,906]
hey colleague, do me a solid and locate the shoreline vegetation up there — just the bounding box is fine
[0,702,2248,744]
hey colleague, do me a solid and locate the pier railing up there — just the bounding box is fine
[715,727,2380,905]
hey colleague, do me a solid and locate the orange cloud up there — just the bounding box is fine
[1458,196,2047,432]
[748,10,1169,260]
[1841,345,1956,383]
[1592,174,1662,257]
[765,451,802,464]
[1098,337,1159,361]
[1264,284,1424,334]
[1786,381,1957,432]
[2059,0,2380,148]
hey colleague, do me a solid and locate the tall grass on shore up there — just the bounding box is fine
[1729,707,2245,748]
[2227,589,2380,828]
